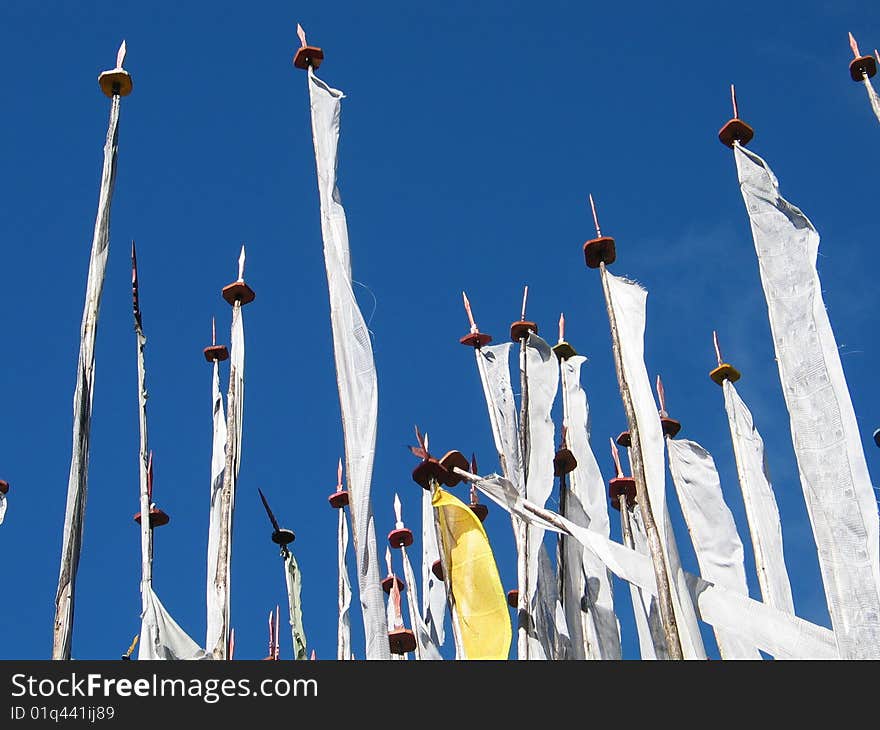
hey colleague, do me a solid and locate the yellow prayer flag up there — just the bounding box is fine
[432,487,512,659]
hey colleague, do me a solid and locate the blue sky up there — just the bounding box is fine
[0,0,878,660]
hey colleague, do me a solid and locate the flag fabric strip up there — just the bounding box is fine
[467,472,838,658]
[432,487,511,660]
[307,68,389,658]
[666,437,762,659]
[721,380,794,614]
[284,550,308,660]
[559,354,621,659]
[604,271,706,659]
[53,93,122,661]
[205,358,227,652]
[734,143,880,658]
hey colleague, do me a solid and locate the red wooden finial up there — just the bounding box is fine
[221,246,255,306]
[589,193,602,238]
[847,32,877,80]
[388,493,414,547]
[850,32,861,59]
[610,437,624,479]
[460,292,492,347]
[463,291,477,333]
[329,457,349,509]
[583,194,616,268]
[203,316,229,362]
[656,375,667,417]
[719,84,754,147]
[510,285,538,341]
[655,375,682,437]
[134,450,169,528]
[293,23,325,70]
[608,437,636,510]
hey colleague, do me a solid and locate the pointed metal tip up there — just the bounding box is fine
[116,40,127,69]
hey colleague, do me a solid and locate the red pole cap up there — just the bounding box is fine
[608,476,636,511]
[133,507,170,528]
[388,628,417,655]
[460,332,493,348]
[203,345,229,362]
[388,527,414,549]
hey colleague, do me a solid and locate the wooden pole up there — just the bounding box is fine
[515,286,531,660]
[598,261,683,660]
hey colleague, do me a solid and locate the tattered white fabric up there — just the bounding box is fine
[471,472,838,658]
[523,333,560,660]
[685,575,836,660]
[628,507,669,660]
[560,354,621,660]
[722,380,794,614]
[307,69,389,659]
[138,587,207,660]
[284,550,308,660]
[133,313,156,645]
[421,488,446,648]
[605,272,706,659]
[401,543,443,660]
[734,143,880,658]
[476,341,529,657]
[862,76,880,124]
[53,96,121,660]
[534,545,566,660]
[337,507,352,660]
[205,359,227,652]
[478,343,524,493]
[0,492,6,526]
[209,297,244,657]
[666,438,761,659]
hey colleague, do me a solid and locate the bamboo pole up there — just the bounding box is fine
[598,261,683,660]
[53,42,129,660]
[515,286,531,660]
